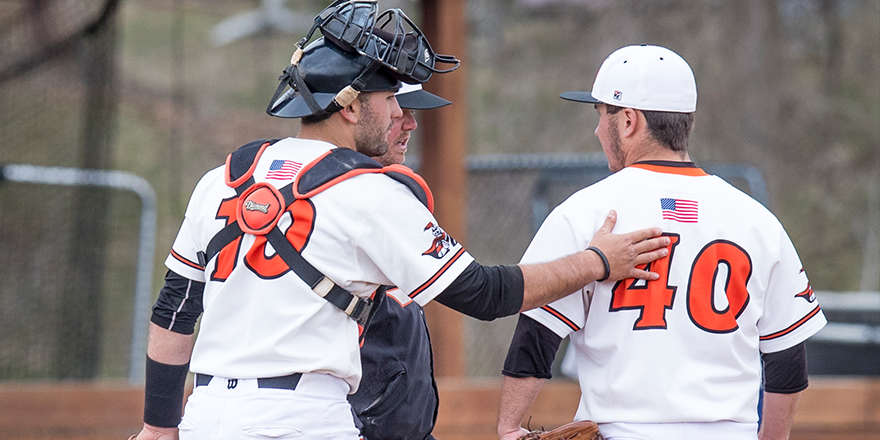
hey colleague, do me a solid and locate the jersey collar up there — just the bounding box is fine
[629,160,708,176]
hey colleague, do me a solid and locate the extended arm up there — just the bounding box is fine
[436,210,669,319]
[520,209,667,311]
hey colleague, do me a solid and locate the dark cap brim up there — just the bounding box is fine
[559,91,602,104]
[268,91,338,119]
[396,89,452,110]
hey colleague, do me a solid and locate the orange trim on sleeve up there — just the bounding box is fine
[540,305,581,332]
[630,163,709,176]
[759,305,822,341]
[170,249,205,271]
[408,247,467,299]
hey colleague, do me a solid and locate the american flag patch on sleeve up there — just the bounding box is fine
[266,159,302,180]
[660,198,698,223]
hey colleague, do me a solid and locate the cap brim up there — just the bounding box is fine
[269,91,338,119]
[559,91,602,104]
[396,89,452,110]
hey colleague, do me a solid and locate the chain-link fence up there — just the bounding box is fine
[0,0,125,381]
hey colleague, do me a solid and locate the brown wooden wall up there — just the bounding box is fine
[0,377,876,439]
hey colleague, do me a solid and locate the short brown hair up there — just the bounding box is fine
[605,104,695,152]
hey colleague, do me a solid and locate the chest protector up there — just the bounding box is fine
[199,139,434,329]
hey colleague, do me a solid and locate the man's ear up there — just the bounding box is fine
[621,107,642,138]
[338,98,361,124]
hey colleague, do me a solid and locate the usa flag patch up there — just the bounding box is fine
[266,159,302,180]
[661,198,698,223]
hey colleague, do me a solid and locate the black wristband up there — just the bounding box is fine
[586,246,610,282]
[144,356,189,428]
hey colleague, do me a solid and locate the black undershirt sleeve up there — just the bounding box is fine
[502,314,563,379]
[434,261,524,321]
[762,341,809,394]
[150,270,205,335]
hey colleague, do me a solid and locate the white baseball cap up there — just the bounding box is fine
[395,83,452,110]
[560,44,697,113]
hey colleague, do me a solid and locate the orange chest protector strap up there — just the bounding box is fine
[199,140,433,326]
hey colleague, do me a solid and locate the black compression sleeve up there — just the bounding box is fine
[762,342,809,394]
[151,270,205,335]
[502,314,563,379]
[434,261,524,321]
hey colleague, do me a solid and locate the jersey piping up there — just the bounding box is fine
[171,249,204,271]
[540,305,581,332]
[759,305,823,341]
[629,161,709,176]
[408,247,467,299]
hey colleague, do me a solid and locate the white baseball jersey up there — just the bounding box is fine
[522,162,826,424]
[166,137,473,391]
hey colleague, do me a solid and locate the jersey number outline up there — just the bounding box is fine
[610,233,753,333]
[211,197,317,281]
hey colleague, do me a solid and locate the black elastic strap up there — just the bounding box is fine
[289,64,324,116]
[586,246,610,282]
[204,221,245,263]
[265,228,373,325]
[144,356,189,428]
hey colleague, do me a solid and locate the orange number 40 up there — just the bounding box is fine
[610,233,753,333]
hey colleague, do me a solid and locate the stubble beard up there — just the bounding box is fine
[354,103,391,158]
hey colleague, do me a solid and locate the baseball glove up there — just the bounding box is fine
[517,420,602,440]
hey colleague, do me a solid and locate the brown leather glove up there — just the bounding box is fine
[518,420,603,440]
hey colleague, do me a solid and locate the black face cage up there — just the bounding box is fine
[302,0,459,84]
[268,0,459,119]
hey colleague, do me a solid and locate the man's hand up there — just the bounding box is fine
[130,422,178,440]
[587,210,669,281]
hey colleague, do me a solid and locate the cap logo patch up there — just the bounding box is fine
[613,90,622,100]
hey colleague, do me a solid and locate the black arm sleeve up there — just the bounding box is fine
[150,270,205,335]
[762,341,809,394]
[502,314,563,379]
[434,261,524,321]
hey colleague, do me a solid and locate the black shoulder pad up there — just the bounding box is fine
[227,138,281,184]
[296,148,382,195]
[384,169,431,210]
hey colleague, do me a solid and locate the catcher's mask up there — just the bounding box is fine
[267,37,399,119]
[267,0,459,119]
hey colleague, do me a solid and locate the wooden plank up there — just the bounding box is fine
[419,0,470,379]
[0,378,876,439]
[433,377,880,440]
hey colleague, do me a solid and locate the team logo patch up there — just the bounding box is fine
[795,284,816,303]
[613,90,622,100]
[236,182,285,236]
[422,222,457,259]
